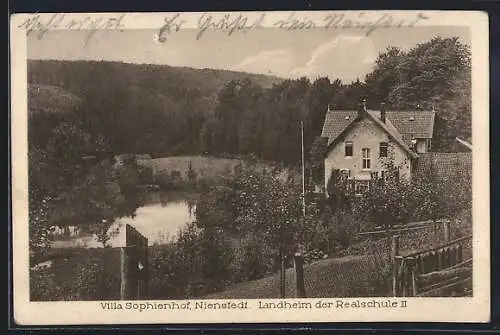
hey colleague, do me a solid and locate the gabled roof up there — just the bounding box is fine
[321,109,421,160]
[386,110,435,141]
[321,110,358,146]
[366,110,418,160]
[415,152,472,181]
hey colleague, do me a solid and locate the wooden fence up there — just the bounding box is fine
[392,234,472,297]
[358,219,451,238]
[120,224,149,300]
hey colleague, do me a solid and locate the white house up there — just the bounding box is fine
[321,100,435,194]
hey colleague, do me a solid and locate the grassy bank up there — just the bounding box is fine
[204,254,388,299]
[138,155,296,182]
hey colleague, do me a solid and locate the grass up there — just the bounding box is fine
[30,247,122,301]
[203,254,389,299]
[142,155,242,178]
[139,155,295,181]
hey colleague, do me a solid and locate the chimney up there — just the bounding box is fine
[380,102,386,123]
[357,98,367,118]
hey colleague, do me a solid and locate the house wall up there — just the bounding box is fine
[324,118,412,190]
[416,139,427,153]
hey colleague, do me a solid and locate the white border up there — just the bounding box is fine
[10,10,490,325]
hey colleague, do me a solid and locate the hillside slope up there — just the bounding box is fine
[27,60,283,156]
[28,60,282,102]
[203,255,388,299]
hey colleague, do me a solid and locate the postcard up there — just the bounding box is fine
[10,10,490,325]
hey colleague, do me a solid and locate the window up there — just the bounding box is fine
[379,142,388,157]
[355,180,370,195]
[362,148,371,169]
[345,141,353,157]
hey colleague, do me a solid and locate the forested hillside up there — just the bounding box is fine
[28,60,283,157]
[29,36,471,166]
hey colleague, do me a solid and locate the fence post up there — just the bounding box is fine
[294,253,306,298]
[120,246,131,299]
[443,220,450,242]
[391,235,400,297]
[411,259,418,297]
[120,224,148,300]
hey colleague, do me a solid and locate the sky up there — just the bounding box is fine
[28,26,470,83]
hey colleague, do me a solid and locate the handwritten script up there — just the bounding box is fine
[156,12,428,42]
[17,12,429,44]
[17,13,126,45]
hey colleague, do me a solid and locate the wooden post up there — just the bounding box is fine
[120,246,131,299]
[294,253,306,298]
[120,224,148,300]
[391,235,400,297]
[443,220,450,242]
[401,259,408,297]
[437,249,443,270]
[411,259,418,297]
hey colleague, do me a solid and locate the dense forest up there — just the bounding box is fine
[29,36,471,168]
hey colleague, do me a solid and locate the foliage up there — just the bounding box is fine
[29,191,52,264]
[30,248,122,301]
[28,60,281,157]
[28,103,143,256]
[326,210,361,249]
[366,37,472,149]
[147,221,234,299]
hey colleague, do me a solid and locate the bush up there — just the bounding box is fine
[156,170,185,190]
[73,261,120,300]
[30,267,74,301]
[230,235,275,282]
[326,210,361,249]
[30,249,121,301]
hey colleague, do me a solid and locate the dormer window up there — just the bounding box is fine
[345,141,353,157]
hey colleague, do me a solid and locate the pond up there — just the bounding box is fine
[49,191,198,248]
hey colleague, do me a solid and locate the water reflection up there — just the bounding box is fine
[50,191,197,248]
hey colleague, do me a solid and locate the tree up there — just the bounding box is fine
[362,37,471,151]
[364,47,404,105]
[309,136,327,187]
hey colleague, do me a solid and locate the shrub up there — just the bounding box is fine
[30,249,121,301]
[30,267,73,301]
[230,235,275,282]
[155,170,181,189]
[326,210,361,249]
[72,261,120,300]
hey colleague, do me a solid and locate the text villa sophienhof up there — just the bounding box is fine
[100,299,408,312]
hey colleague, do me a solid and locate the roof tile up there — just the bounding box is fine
[321,109,435,147]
